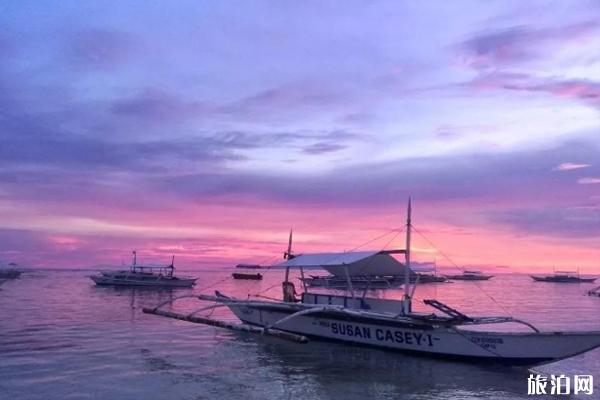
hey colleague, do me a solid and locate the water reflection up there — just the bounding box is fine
[0,269,598,400]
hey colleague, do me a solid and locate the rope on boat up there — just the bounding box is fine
[411,225,514,318]
[246,226,405,300]
[195,275,233,294]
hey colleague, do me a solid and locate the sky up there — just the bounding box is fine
[1,0,600,272]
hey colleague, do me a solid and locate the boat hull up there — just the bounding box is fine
[232,273,262,280]
[445,275,493,281]
[90,276,196,288]
[0,269,22,279]
[225,303,600,365]
[531,275,596,283]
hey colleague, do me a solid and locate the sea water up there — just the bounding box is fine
[1,269,599,399]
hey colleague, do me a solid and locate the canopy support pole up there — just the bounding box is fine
[403,197,412,315]
[344,266,355,299]
[299,265,307,293]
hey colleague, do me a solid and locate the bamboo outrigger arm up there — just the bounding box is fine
[142,293,309,343]
[142,307,308,343]
[148,294,206,312]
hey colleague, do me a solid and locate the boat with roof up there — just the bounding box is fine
[144,199,600,365]
[90,251,197,288]
[445,270,493,281]
[531,270,596,283]
[232,272,263,280]
[299,268,446,289]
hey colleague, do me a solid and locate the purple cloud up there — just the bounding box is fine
[489,207,600,238]
[459,20,600,69]
[68,28,137,69]
[578,177,600,184]
[302,142,346,155]
[466,72,600,109]
[110,88,213,122]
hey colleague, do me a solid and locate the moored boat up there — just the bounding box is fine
[0,263,22,279]
[90,252,197,288]
[235,263,263,269]
[588,286,600,297]
[531,271,596,283]
[444,270,493,281]
[144,200,600,365]
[232,272,263,280]
[300,273,446,289]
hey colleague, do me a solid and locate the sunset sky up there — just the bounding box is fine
[1,1,600,271]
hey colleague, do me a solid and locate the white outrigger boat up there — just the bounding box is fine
[144,200,600,365]
[91,252,197,288]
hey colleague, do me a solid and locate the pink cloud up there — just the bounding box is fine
[578,177,600,184]
[553,162,591,171]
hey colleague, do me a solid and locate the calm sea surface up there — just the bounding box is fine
[1,269,599,399]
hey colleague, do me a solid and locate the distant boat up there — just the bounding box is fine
[90,252,197,288]
[297,257,446,289]
[235,263,263,269]
[414,273,447,283]
[232,272,263,280]
[0,263,22,279]
[445,270,493,281]
[300,274,404,289]
[531,270,596,283]
[300,273,446,289]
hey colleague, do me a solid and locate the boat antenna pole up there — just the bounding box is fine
[403,197,412,314]
[133,250,137,266]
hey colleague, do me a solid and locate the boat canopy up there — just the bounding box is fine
[277,250,411,277]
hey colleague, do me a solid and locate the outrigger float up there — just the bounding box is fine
[588,286,600,297]
[144,200,600,365]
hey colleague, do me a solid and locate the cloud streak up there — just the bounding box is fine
[554,162,591,171]
[459,20,600,69]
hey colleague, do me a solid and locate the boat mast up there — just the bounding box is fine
[284,229,293,283]
[131,250,137,273]
[403,198,412,314]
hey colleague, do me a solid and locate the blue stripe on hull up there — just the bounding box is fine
[239,319,554,366]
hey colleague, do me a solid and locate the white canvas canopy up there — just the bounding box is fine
[277,251,412,277]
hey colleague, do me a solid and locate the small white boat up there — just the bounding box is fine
[445,270,493,281]
[91,252,197,288]
[145,200,600,365]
